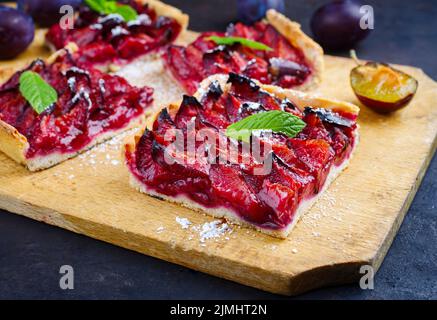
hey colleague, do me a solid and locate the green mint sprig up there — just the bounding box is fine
[19,71,58,114]
[207,36,273,51]
[226,110,306,143]
[85,0,138,22]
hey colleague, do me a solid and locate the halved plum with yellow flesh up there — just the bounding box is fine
[350,62,418,113]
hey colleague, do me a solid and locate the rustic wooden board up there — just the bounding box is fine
[0,29,436,296]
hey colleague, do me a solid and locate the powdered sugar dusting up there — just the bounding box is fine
[78,128,138,166]
[111,26,129,37]
[53,128,139,181]
[301,189,339,231]
[127,14,152,27]
[197,221,230,243]
[175,216,191,229]
[115,55,184,107]
[173,216,233,245]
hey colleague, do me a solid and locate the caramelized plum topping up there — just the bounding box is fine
[164,21,312,94]
[304,107,354,127]
[269,58,310,78]
[206,80,224,100]
[46,1,182,66]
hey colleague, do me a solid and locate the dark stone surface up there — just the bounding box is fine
[0,0,436,299]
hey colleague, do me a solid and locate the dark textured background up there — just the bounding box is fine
[0,0,436,299]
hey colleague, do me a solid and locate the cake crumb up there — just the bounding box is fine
[292,248,298,254]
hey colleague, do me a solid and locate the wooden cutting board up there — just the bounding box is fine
[0,29,436,296]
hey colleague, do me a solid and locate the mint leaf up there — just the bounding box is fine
[19,71,58,114]
[84,0,106,13]
[226,110,306,142]
[103,1,118,12]
[84,0,138,22]
[207,36,273,51]
[114,5,138,22]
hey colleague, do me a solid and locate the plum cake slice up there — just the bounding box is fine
[163,10,324,94]
[0,46,153,171]
[46,0,188,68]
[124,73,359,238]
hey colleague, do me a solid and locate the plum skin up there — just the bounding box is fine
[18,0,83,28]
[354,93,415,114]
[0,6,35,60]
[237,0,285,24]
[310,0,371,50]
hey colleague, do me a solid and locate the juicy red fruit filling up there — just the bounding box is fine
[126,74,357,230]
[46,0,182,65]
[164,21,312,94]
[0,53,153,159]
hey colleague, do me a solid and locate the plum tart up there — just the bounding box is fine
[0,46,153,171]
[164,10,324,95]
[124,73,359,238]
[46,0,188,68]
